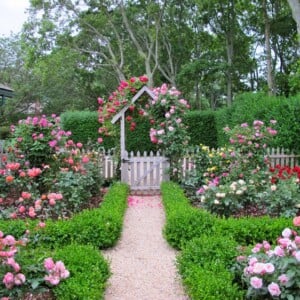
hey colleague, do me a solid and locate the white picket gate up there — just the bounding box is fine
[121,151,169,193]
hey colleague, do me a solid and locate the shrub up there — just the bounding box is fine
[161,182,216,249]
[181,264,244,300]
[34,182,129,249]
[183,110,218,148]
[53,244,110,300]
[0,126,10,140]
[177,234,239,277]
[60,111,101,145]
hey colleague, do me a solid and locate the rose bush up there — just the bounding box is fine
[0,230,69,299]
[233,217,300,299]
[0,115,103,220]
[191,120,300,217]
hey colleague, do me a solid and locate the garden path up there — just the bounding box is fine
[102,195,188,300]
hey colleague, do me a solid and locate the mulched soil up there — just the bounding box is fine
[22,291,55,300]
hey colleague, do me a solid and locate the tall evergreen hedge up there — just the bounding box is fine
[183,110,218,148]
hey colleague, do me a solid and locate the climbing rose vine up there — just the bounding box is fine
[97,76,191,178]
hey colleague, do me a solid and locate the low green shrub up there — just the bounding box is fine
[182,264,244,300]
[33,182,129,249]
[16,244,109,300]
[161,182,216,249]
[0,219,29,238]
[53,244,110,300]
[177,234,238,277]
[215,215,291,245]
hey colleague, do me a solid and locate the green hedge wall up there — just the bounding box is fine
[183,110,218,148]
[60,110,116,149]
[216,92,300,151]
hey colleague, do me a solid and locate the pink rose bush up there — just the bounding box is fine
[233,217,300,299]
[192,120,300,217]
[0,231,69,298]
[0,114,103,220]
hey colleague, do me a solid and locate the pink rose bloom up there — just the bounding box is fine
[265,263,275,274]
[44,258,55,271]
[278,274,289,284]
[38,222,46,228]
[45,274,60,285]
[274,246,285,257]
[3,235,16,246]
[82,156,89,164]
[293,216,300,227]
[14,273,25,286]
[250,276,263,289]
[253,262,266,275]
[3,272,14,289]
[21,191,31,199]
[268,282,281,296]
[18,206,26,214]
[294,251,300,261]
[278,237,291,248]
[28,207,36,218]
[49,198,56,206]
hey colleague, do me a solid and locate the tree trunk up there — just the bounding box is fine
[225,0,235,106]
[262,0,276,96]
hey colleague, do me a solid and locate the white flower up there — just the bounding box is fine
[200,196,205,203]
[270,185,277,191]
[214,199,220,205]
[282,228,292,238]
[236,190,243,195]
[238,179,245,185]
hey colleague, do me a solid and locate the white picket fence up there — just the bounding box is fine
[120,151,169,192]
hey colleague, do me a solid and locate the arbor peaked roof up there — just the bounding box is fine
[111,85,155,124]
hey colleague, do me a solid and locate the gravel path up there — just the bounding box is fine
[103,195,188,300]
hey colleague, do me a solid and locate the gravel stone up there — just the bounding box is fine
[103,195,188,300]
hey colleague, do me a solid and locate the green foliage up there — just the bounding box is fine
[215,216,291,246]
[0,126,10,139]
[0,219,28,238]
[177,235,244,300]
[183,110,218,148]
[125,116,156,152]
[34,182,129,249]
[161,182,216,249]
[60,111,100,145]
[215,92,300,151]
[53,244,110,300]
[180,264,244,300]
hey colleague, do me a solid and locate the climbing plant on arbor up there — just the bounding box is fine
[97,75,191,179]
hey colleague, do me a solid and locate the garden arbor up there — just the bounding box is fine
[111,85,169,189]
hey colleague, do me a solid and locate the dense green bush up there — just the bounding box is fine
[0,126,10,139]
[161,182,216,249]
[214,215,291,245]
[181,264,244,300]
[16,244,109,300]
[53,244,110,299]
[215,92,300,151]
[125,116,156,152]
[183,110,218,148]
[60,110,116,149]
[33,182,129,249]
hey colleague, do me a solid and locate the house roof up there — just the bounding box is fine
[0,83,14,98]
[111,85,155,124]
